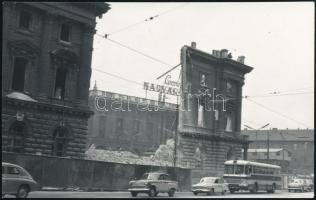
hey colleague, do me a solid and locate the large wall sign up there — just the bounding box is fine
[144,75,181,96]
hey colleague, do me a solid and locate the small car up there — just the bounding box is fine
[128,172,178,197]
[288,178,311,192]
[2,162,39,198]
[192,177,226,195]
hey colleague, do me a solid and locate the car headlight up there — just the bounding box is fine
[145,182,151,187]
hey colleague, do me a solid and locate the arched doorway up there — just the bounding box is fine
[7,121,27,153]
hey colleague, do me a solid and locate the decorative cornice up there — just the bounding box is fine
[3,96,93,117]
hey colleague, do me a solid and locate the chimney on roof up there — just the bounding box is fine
[237,56,245,64]
[212,50,221,58]
[191,42,196,49]
[220,49,228,58]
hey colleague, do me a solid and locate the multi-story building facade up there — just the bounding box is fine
[242,128,314,175]
[244,148,292,173]
[177,43,253,181]
[2,2,110,158]
[87,85,177,153]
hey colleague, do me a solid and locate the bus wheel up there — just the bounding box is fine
[267,184,276,193]
[250,184,258,193]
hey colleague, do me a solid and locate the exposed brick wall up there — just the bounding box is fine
[87,93,177,152]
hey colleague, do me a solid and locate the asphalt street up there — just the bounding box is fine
[3,190,313,198]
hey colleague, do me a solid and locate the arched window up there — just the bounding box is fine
[8,121,27,153]
[52,126,69,157]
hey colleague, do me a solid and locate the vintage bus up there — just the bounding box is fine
[223,160,282,193]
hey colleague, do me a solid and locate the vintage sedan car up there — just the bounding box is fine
[128,172,178,197]
[2,162,39,198]
[288,178,312,192]
[192,177,227,195]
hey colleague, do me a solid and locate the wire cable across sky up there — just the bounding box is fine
[246,98,310,128]
[104,3,189,37]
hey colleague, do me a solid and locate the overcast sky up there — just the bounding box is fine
[90,2,314,130]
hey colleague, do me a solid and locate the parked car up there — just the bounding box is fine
[288,178,311,192]
[2,162,39,198]
[128,172,178,197]
[192,177,227,196]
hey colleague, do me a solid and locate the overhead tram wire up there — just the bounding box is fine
[92,68,143,86]
[245,98,310,128]
[103,3,189,37]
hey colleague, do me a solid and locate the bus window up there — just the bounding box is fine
[245,165,252,174]
[235,165,244,174]
[224,165,234,174]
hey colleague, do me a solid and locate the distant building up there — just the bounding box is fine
[243,148,291,173]
[2,2,110,158]
[87,86,177,154]
[242,128,314,175]
[177,43,253,181]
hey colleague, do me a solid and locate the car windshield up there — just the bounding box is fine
[291,179,303,184]
[200,178,216,183]
[141,173,160,180]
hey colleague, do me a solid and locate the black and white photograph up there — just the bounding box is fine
[1,2,314,198]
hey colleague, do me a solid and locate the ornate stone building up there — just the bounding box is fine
[177,43,253,181]
[2,2,110,158]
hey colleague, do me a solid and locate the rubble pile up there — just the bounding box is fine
[85,139,188,168]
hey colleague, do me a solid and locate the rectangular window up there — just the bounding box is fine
[99,116,106,137]
[133,120,140,134]
[54,68,67,99]
[199,72,206,87]
[12,57,27,92]
[146,122,154,140]
[276,151,280,156]
[60,24,70,42]
[19,11,32,29]
[116,118,123,134]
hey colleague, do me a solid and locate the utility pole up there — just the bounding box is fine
[267,129,270,160]
[173,95,179,168]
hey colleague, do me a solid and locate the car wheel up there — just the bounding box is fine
[229,190,235,194]
[17,185,30,198]
[207,188,214,196]
[148,187,156,197]
[301,187,304,192]
[193,192,198,195]
[168,188,175,197]
[221,189,225,195]
[131,192,137,197]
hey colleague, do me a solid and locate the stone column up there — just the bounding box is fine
[38,12,55,99]
[2,3,12,93]
[77,24,95,105]
[235,82,244,132]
